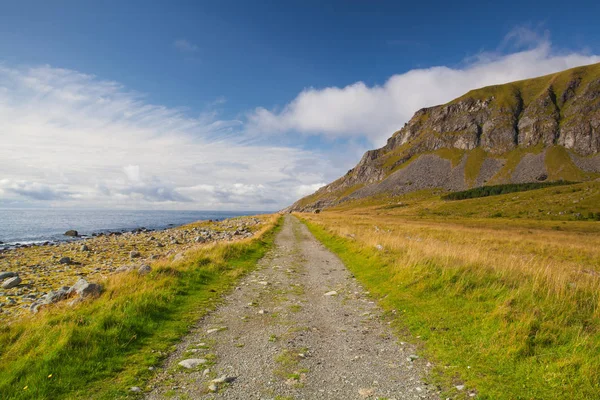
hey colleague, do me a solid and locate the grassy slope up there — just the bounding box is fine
[297,186,600,399]
[0,215,281,399]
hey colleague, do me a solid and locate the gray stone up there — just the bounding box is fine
[64,230,79,237]
[138,265,152,275]
[115,265,133,273]
[0,272,17,280]
[58,257,72,265]
[69,278,102,298]
[43,288,69,304]
[178,358,207,369]
[80,244,89,252]
[195,236,206,243]
[130,386,141,393]
[129,251,141,259]
[2,276,21,289]
[324,291,337,296]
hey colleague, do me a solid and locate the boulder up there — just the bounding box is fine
[64,230,79,237]
[80,244,89,252]
[138,265,152,275]
[0,272,17,280]
[2,276,21,289]
[59,257,73,265]
[69,278,102,298]
[194,236,206,243]
[129,250,141,259]
[178,358,207,369]
[43,287,70,304]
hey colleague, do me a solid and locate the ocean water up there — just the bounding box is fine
[0,209,263,247]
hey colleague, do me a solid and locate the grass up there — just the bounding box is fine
[545,146,600,182]
[297,194,600,399]
[464,148,487,187]
[0,215,281,399]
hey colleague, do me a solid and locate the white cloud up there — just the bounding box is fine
[0,65,333,209]
[248,31,600,146]
[173,39,199,53]
[295,183,326,197]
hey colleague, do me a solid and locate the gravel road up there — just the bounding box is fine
[146,215,437,399]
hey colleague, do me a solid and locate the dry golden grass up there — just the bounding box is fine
[298,207,600,398]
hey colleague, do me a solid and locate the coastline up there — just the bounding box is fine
[0,215,266,321]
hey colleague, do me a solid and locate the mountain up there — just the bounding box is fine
[289,63,600,212]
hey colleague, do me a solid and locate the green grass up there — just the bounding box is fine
[0,216,281,399]
[464,148,487,187]
[301,218,600,399]
[433,148,465,168]
[545,146,600,182]
[442,181,576,201]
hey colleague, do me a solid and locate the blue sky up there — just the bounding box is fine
[1,1,599,209]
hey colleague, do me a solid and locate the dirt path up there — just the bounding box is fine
[146,215,437,399]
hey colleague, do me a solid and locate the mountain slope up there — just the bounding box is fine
[289,63,600,211]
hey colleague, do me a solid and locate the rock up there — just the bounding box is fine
[115,265,133,273]
[156,242,164,248]
[195,236,206,243]
[0,272,17,280]
[178,358,207,369]
[64,230,79,237]
[456,385,465,391]
[407,354,419,361]
[206,328,220,334]
[138,265,152,275]
[43,288,69,304]
[69,278,102,298]
[80,244,89,251]
[208,383,218,392]
[258,281,269,286]
[2,276,21,289]
[130,386,141,393]
[129,251,141,259]
[258,309,267,314]
[375,244,383,251]
[324,291,338,296]
[211,375,235,384]
[59,257,72,265]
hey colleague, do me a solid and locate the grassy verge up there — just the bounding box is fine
[299,214,600,399]
[0,215,281,399]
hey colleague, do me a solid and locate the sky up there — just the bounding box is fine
[1,0,600,210]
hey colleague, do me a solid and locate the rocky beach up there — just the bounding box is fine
[0,216,266,322]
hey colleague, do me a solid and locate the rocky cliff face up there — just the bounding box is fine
[289,63,600,212]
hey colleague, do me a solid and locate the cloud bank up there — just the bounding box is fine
[0,65,332,209]
[248,35,600,145]
[2,30,599,209]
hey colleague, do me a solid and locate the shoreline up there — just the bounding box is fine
[0,221,220,251]
[0,215,267,321]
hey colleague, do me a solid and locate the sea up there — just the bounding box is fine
[0,209,264,248]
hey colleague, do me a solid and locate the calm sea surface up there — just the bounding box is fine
[0,209,264,247]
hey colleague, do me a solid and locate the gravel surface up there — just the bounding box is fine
[146,215,437,400]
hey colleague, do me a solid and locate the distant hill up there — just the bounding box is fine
[288,63,600,212]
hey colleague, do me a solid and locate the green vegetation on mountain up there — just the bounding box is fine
[441,181,575,201]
